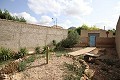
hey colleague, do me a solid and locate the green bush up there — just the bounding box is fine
[35,46,41,54]
[14,48,28,59]
[0,47,13,61]
[52,40,56,46]
[55,31,79,50]
[18,61,26,72]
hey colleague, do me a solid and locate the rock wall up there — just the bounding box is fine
[0,19,68,51]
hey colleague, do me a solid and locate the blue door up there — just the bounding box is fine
[89,36,96,47]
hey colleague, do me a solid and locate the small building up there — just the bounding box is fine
[78,30,115,47]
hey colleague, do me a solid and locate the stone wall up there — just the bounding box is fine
[116,16,120,58]
[0,19,68,51]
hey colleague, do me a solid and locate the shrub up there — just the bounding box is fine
[0,47,13,61]
[15,48,28,59]
[35,46,41,54]
[18,61,26,72]
[52,40,56,46]
[65,31,79,48]
[54,40,65,51]
[55,31,79,50]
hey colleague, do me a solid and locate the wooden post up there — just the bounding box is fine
[46,46,49,64]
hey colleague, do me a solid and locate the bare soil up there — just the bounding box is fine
[4,47,120,80]
[88,48,120,80]
[10,55,73,80]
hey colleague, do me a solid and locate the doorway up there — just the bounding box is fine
[89,36,96,47]
[88,33,99,47]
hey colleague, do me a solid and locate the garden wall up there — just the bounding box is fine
[96,37,115,48]
[76,37,115,47]
[116,16,120,58]
[0,19,68,51]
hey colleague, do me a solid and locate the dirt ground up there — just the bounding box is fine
[10,55,73,80]
[88,48,120,80]
[3,47,120,80]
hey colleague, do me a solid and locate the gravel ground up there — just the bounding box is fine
[11,55,73,80]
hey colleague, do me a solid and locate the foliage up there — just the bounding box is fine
[18,61,26,72]
[64,62,86,80]
[35,46,41,54]
[25,55,36,63]
[0,9,26,22]
[0,47,13,61]
[68,24,100,35]
[52,40,56,46]
[14,48,28,59]
[108,28,116,35]
[55,30,79,50]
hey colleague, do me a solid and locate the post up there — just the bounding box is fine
[46,46,49,64]
[56,18,57,27]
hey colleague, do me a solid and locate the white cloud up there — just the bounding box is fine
[95,20,117,30]
[28,0,93,17]
[39,15,52,25]
[12,12,37,24]
[59,20,72,29]
[115,1,120,14]
[64,0,93,16]
[28,0,62,16]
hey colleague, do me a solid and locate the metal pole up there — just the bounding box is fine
[104,26,105,30]
[56,18,57,27]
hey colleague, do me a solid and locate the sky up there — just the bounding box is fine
[0,0,120,30]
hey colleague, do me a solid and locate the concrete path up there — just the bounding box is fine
[68,47,96,56]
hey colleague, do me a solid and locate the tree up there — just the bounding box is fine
[108,28,116,35]
[74,24,100,35]
[19,17,26,22]
[0,9,2,19]
[0,9,26,22]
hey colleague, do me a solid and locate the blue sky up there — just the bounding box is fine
[0,0,120,29]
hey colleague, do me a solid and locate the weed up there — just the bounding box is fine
[25,55,35,63]
[18,61,26,72]
[0,47,13,61]
[64,62,85,80]
[35,46,41,54]
[15,48,28,59]
[52,40,56,46]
